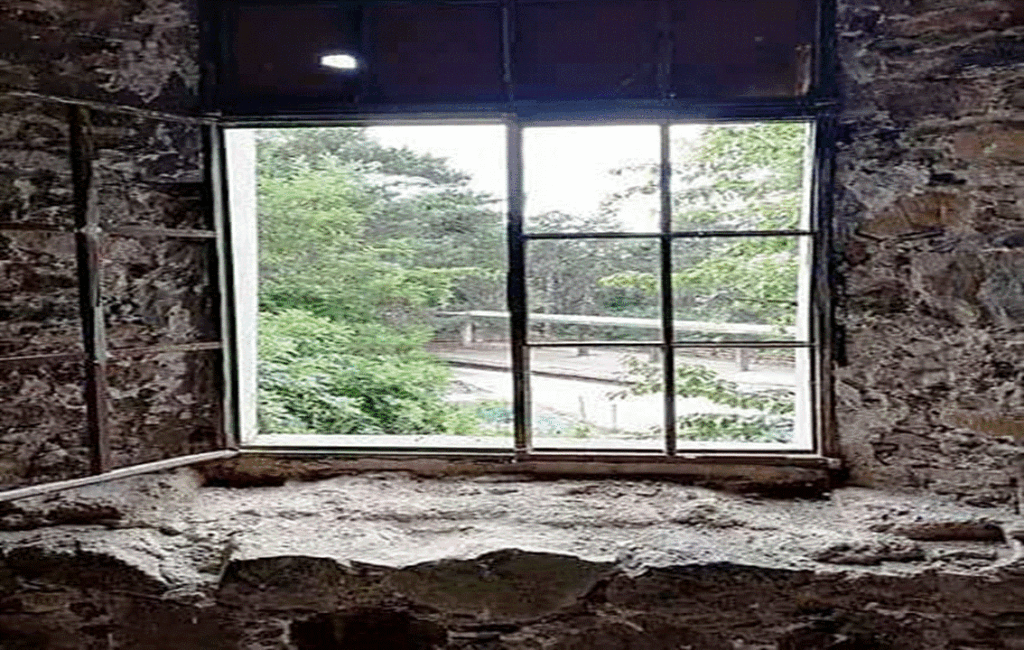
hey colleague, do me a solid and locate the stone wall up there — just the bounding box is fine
[2,0,1023,501]
[1,0,200,112]
[2,473,1024,650]
[834,0,1024,504]
[2,0,1024,648]
[0,0,222,490]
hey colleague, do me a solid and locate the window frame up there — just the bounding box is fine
[219,105,837,465]
[208,0,841,469]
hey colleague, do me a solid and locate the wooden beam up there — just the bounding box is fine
[0,450,239,504]
[107,341,223,358]
[69,105,112,475]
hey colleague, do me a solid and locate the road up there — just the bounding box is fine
[427,343,797,440]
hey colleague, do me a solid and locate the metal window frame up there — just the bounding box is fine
[226,103,836,465]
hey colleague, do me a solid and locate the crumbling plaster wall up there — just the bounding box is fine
[833,0,1024,504]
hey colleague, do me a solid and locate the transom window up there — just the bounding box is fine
[226,118,821,454]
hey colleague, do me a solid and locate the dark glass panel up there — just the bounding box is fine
[365,2,504,103]
[515,0,659,100]
[234,4,364,103]
[671,0,816,98]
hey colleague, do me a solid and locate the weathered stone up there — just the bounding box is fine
[101,236,218,349]
[943,410,1024,439]
[0,0,200,112]
[0,231,81,357]
[885,2,1024,38]
[0,360,88,490]
[3,474,1024,648]
[953,125,1024,164]
[106,349,221,469]
[91,109,208,230]
[383,550,611,621]
[0,96,73,229]
[807,536,925,565]
[858,192,971,238]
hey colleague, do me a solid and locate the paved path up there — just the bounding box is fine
[426,342,796,388]
[426,342,797,439]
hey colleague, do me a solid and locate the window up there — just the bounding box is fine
[0,0,834,504]
[215,0,835,462]
[226,117,825,456]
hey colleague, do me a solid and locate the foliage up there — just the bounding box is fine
[258,310,480,435]
[255,128,503,435]
[619,354,794,443]
[527,211,657,323]
[602,122,808,328]
[253,123,805,442]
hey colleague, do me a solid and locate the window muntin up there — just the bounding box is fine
[227,118,818,453]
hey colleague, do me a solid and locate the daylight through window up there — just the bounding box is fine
[226,120,818,454]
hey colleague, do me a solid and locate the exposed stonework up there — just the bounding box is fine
[102,237,217,349]
[2,472,1024,648]
[834,0,1024,504]
[0,1,220,489]
[0,360,88,488]
[91,110,208,230]
[0,230,80,358]
[0,0,201,113]
[0,96,73,229]
[3,0,1024,645]
[106,350,222,469]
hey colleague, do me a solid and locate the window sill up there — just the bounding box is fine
[211,442,841,497]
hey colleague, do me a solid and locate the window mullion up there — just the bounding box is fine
[507,119,531,457]
[659,122,676,456]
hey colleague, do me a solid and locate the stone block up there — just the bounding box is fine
[0,360,88,490]
[101,236,217,349]
[106,349,221,469]
[858,192,970,238]
[0,96,73,229]
[953,125,1024,163]
[0,231,81,357]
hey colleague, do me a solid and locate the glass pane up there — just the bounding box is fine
[672,236,810,342]
[249,125,512,445]
[524,125,659,233]
[530,346,664,450]
[673,346,810,448]
[514,0,659,101]
[366,2,504,103]
[527,238,660,342]
[670,121,810,232]
[671,0,816,99]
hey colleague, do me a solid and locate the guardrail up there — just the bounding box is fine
[436,310,796,371]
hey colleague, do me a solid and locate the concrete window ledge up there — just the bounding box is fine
[1,470,1023,649]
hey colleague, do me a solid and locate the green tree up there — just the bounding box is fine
[602,122,808,328]
[601,122,808,442]
[254,127,505,435]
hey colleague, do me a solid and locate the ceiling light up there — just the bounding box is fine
[320,53,360,71]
